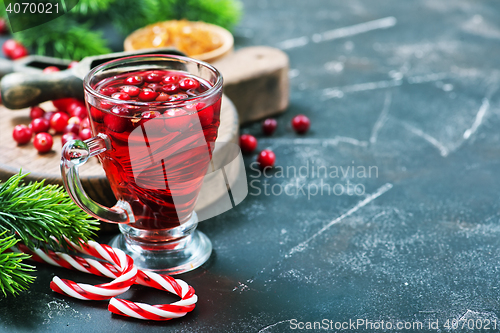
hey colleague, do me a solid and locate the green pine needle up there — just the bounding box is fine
[0,171,100,252]
[0,231,35,297]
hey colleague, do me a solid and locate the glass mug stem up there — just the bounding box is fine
[61,134,132,224]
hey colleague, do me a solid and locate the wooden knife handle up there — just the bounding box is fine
[0,69,83,109]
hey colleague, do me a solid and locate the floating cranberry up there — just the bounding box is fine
[61,132,78,146]
[79,128,92,140]
[120,85,140,97]
[291,114,310,134]
[155,93,170,101]
[43,66,60,73]
[179,77,200,90]
[30,106,45,120]
[90,107,104,122]
[12,124,32,145]
[163,108,191,132]
[100,100,113,110]
[124,75,143,85]
[111,92,131,101]
[144,72,162,83]
[162,75,181,84]
[168,93,188,101]
[68,61,79,69]
[100,87,118,96]
[239,134,258,154]
[161,83,180,94]
[50,112,70,133]
[33,132,53,153]
[138,89,158,101]
[257,149,276,169]
[139,111,162,130]
[103,107,130,133]
[262,118,278,136]
[30,118,50,134]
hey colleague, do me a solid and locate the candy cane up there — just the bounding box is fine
[16,240,198,321]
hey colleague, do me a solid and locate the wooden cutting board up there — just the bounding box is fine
[0,95,239,215]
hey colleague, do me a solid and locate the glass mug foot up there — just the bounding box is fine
[109,213,212,274]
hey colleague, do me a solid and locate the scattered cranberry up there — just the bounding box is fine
[33,132,53,153]
[50,112,70,133]
[262,118,278,136]
[257,149,276,169]
[12,124,32,145]
[69,105,87,119]
[120,85,140,97]
[161,83,180,94]
[162,75,180,84]
[43,111,55,121]
[30,118,50,134]
[0,19,7,34]
[61,132,78,146]
[64,123,80,135]
[53,98,77,112]
[67,116,81,125]
[68,61,79,69]
[9,44,28,60]
[239,134,258,154]
[124,75,143,85]
[29,106,45,120]
[291,114,310,134]
[2,39,20,58]
[43,66,60,73]
[138,89,158,101]
[144,72,162,83]
[179,78,200,90]
[79,128,92,140]
[103,107,130,133]
[80,117,90,129]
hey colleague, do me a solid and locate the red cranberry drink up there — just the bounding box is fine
[89,69,221,232]
[61,55,222,272]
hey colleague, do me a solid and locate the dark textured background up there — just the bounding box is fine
[2,0,500,332]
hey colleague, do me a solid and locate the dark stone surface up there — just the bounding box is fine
[3,0,500,332]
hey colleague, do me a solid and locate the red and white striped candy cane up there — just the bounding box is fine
[17,240,198,320]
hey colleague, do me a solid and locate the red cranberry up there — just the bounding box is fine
[139,111,162,128]
[138,89,158,101]
[68,61,79,69]
[67,116,81,125]
[30,118,50,134]
[43,66,60,73]
[100,100,113,110]
[50,112,70,133]
[239,134,258,154]
[90,107,105,122]
[79,128,92,140]
[43,111,55,121]
[52,98,77,112]
[120,85,140,97]
[69,105,87,119]
[262,118,278,136]
[163,108,191,132]
[80,117,90,129]
[185,103,212,127]
[257,149,276,169]
[30,106,45,120]
[146,83,162,91]
[144,72,162,83]
[291,114,310,134]
[162,75,181,84]
[2,39,21,58]
[33,132,53,153]
[103,107,130,133]
[124,75,143,85]
[64,123,80,135]
[155,93,170,101]
[111,92,131,101]
[9,44,28,60]
[161,83,180,94]
[99,87,118,96]
[12,124,32,145]
[179,78,200,90]
[168,93,188,101]
[61,132,78,146]
[0,19,7,34]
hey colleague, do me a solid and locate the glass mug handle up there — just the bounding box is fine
[60,133,131,223]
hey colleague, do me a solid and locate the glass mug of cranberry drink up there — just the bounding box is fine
[61,55,222,273]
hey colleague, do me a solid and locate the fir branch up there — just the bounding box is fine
[71,0,115,16]
[0,172,99,251]
[0,231,35,296]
